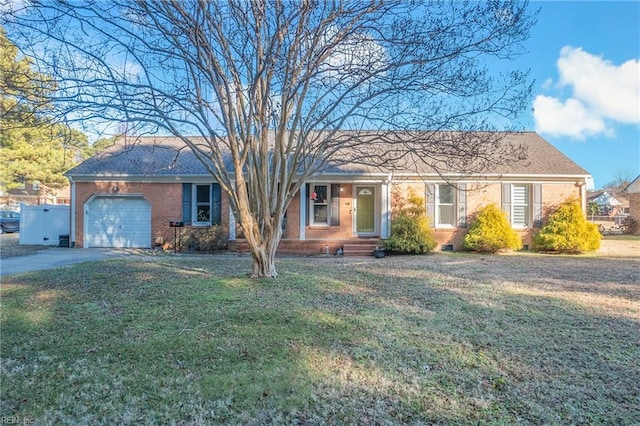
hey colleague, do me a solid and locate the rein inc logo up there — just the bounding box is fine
[1,417,34,425]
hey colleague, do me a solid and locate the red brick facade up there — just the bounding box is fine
[629,193,640,236]
[72,181,229,248]
[71,179,587,250]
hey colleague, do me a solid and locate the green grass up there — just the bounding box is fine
[2,254,639,424]
[602,234,640,241]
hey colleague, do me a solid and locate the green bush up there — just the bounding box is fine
[533,199,600,253]
[385,190,437,254]
[463,204,523,253]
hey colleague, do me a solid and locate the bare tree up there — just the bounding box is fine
[2,0,535,277]
[603,169,634,195]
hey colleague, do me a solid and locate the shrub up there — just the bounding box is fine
[621,216,638,235]
[533,199,600,253]
[463,204,523,253]
[385,189,437,254]
[179,225,228,253]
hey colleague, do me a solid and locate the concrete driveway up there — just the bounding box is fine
[1,246,140,277]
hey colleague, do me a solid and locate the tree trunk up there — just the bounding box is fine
[250,242,279,278]
[243,219,282,278]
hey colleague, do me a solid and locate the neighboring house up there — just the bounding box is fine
[625,175,640,236]
[0,182,70,209]
[587,190,629,217]
[65,132,591,253]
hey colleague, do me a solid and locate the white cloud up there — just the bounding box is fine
[533,96,607,139]
[534,47,640,139]
[540,78,554,90]
[318,25,387,83]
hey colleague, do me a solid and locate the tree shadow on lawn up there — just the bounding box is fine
[375,252,640,301]
[1,256,639,424]
[299,255,639,424]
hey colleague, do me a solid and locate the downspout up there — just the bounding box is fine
[576,178,587,216]
[67,175,76,247]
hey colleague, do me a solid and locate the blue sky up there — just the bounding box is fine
[3,1,637,189]
[519,1,640,189]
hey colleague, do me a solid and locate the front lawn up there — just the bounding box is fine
[1,254,639,424]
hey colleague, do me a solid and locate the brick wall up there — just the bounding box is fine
[629,193,640,235]
[73,181,182,247]
[73,181,230,248]
[304,184,355,240]
[389,181,584,250]
[73,179,586,249]
[284,188,301,239]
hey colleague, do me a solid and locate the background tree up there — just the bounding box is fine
[587,200,600,222]
[602,169,634,197]
[3,1,536,277]
[0,28,89,196]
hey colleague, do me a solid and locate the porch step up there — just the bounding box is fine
[342,240,380,257]
[228,239,380,257]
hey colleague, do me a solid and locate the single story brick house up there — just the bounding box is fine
[65,132,591,254]
[626,175,640,236]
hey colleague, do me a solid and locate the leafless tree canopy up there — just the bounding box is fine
[3,0,535,276]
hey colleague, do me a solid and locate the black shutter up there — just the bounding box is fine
[182,183,192,225]
[212,183,222,225]
[330,184,341,226]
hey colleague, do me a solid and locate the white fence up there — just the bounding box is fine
[19,204,70,246]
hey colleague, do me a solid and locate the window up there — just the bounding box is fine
[511,184,530,227]
[427,183,466,228]
[310,184,329,225]
[503,183,542,228]
[182,183,221,226]
[195,185,211,223]
[32,181,40,191]
[437,184,455,227]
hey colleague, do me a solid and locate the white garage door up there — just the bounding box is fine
[85,196,151,248]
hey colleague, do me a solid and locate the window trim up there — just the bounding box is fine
[435,184,456,228]
[309,184,331,226]
[193,184,211,225]
[189,183,221,227]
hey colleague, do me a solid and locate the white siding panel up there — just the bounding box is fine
[86,196,151,248]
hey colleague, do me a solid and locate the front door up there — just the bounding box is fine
[354,186,376,235]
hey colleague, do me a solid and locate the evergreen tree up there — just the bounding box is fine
[534,199,601,253]
[0,28,88,195]
[464,204,523,253]
[385,189,437,254]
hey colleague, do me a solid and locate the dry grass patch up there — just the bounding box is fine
[1,253,638,424]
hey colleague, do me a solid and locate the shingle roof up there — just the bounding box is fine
[491,132,589,176]
[66,136,226,177]
[66,132,590,178]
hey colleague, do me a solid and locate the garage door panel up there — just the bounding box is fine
[86,196,151,248]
